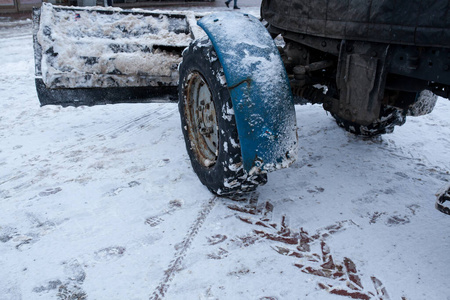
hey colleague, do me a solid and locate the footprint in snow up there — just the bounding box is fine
[145,217,164,227]
[385,215,410,226]
[39,187,62,197]
[206,234,227,246]
[95,246,126,261]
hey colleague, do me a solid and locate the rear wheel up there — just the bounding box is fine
[332,105,406,137]
[436,185,450,215]
[178,37,267,196]
[331,89,437,137]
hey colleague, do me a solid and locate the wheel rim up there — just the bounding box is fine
[184,72,219,167]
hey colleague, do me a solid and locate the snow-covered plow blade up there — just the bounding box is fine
[33,3,204,107]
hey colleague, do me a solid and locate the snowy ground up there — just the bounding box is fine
[1,5,450,300]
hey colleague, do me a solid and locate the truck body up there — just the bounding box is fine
[262,0,449,130]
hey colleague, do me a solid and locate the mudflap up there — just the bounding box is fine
[198,12,298,174]
[33,3,203,107]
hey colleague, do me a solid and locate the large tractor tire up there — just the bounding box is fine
[436,185,450,215]
[178,37,267,196]
[332,106,407,137]
[331,90,437,137]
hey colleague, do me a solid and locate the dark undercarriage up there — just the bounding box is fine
[262,0,449,127]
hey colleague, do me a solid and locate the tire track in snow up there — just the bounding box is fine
[93,104,177,142]
[0,104,178,190]
[383,138,450,181]
[223,195,392,300]
[150,196,218,300]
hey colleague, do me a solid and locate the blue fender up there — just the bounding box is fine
[198,12,298,173]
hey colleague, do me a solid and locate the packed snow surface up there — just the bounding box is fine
[1,7,450,300]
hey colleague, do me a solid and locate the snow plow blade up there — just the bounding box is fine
[32,3,205,107]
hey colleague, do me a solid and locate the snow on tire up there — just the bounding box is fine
[436,184,450,215]
[407,90,438,117]
[178,36,267,196]
[332,106,407,137]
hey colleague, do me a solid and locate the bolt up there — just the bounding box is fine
[321,41,327,47]
[200,127,213,134]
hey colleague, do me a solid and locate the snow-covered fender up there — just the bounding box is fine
[198,12,298,173]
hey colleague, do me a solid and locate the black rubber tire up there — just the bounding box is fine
[436,186,450,215]
[178,37,267,196]
[332,106,407,137]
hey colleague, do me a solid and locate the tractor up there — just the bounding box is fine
[32,0,450,211]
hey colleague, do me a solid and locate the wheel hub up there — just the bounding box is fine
[185,72,219,167]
